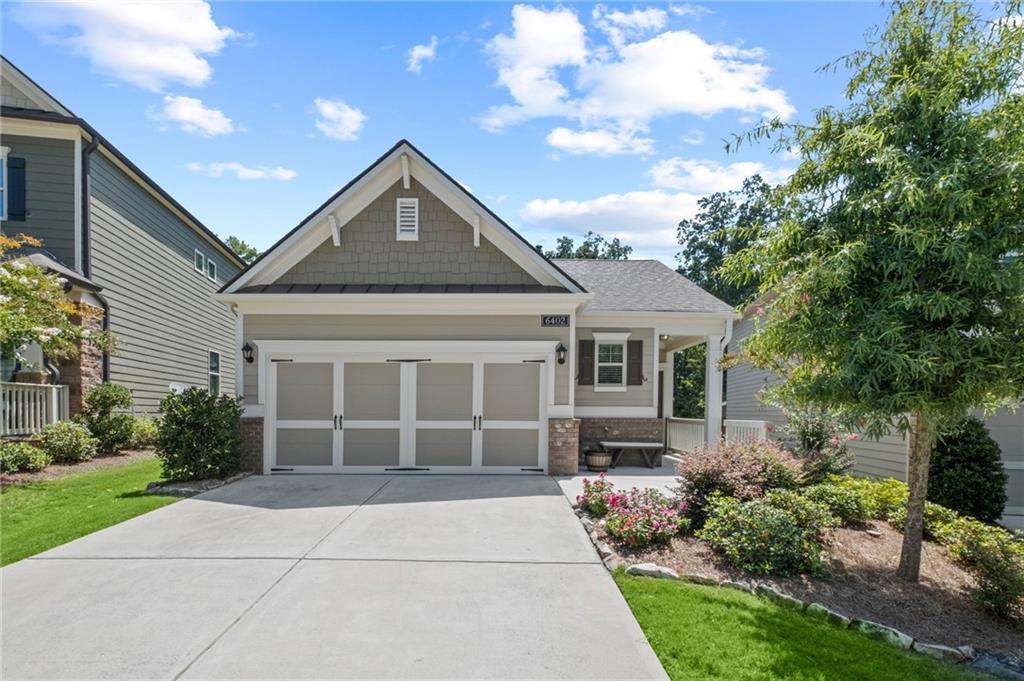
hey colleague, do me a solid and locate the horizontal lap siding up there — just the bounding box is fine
[0,134,76,266]
[574,327,654,408]
[89,154,239,413]
[848,432,908,481]
[725,316,785,423]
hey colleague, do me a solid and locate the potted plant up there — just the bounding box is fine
[585,449,612,472]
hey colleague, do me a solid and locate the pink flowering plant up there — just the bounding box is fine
[605,487,690,547]
[577,473,616,516]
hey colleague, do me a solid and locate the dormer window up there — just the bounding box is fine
[396,197,419,241]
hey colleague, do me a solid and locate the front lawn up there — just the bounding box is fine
[616,573,981,681]
[1,458,175,566]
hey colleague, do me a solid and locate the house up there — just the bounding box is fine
[216,140,736,475]
[0,57,244,419]
[726,309,1024,529]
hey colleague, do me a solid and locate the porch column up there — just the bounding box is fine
[663,350,676,418]
[704,335,725,445]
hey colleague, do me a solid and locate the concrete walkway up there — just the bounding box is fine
[556,459,680,504]
[1,475,666,680]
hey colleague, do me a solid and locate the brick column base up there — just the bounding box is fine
[57,303,105,415]
[239,417,264,474]
[548,418,580,476]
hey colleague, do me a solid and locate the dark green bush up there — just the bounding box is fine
[0,441,52,473]
[156,388,243,481]
[928,417,1008,523]
[35,421,97,462]
[699,491,836,575]
[801,482,869,526]
[78,383,135,454]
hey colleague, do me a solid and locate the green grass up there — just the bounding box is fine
[1,458,177,566]
[616,572,982,681]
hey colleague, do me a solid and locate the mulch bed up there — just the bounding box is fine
[606,521,1024,659]
[0,448,157,487]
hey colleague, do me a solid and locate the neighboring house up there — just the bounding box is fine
[216,140,736,475]
[0,57,244,416]
[726,310,1024,529]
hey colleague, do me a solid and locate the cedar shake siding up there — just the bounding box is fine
[275,178,539,286]
[88,153,239,412]
[0,134,76,266]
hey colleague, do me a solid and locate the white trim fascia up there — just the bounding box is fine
[255,339,561,357]
[218,292,591,316]
[548,404,574,418]
[2,60,74,115]
[0,117,83,141]
[401,153,410,189]
[592,332,631,342]
[574,406,658,418]
[242,404,265,418]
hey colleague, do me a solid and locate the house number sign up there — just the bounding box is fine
[541,315,570,327]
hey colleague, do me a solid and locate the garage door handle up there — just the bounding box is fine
[334,415,338,429]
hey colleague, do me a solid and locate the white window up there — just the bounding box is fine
[194,249,205,272]
[593,332,630,391]
[206,258,217,282]
[396,197,419,241]
[208,351,221,394]
[0,147,9,222]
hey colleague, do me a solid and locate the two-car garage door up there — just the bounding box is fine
[270,356,545,473]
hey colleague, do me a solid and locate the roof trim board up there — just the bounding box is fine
[1,57,74,116]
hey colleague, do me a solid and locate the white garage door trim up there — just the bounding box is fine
[259,340,557,475]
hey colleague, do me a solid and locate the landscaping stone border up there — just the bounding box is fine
[146,472,251,497]
[572,506,1024,681]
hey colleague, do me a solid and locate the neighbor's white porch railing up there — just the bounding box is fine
[1,382,70,437]
[666,417,706,452]
[724,419,770,443]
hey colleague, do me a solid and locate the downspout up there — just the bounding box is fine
[96,292,110,382]
[80,134,100,278]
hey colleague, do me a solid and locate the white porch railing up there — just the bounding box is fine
[724,419,770,443]
[1,382,70,437]
[666,417,706,452]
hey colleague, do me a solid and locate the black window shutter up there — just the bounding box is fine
[7,157,26,221]
[578,340,594,385]
[627,340,644,386]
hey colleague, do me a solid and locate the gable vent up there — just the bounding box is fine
[396,197,419,241]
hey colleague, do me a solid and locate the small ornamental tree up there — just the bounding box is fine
[722,1,1024,581]
[0,234,114,362]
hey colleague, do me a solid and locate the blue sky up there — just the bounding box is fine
[2,1,890,264]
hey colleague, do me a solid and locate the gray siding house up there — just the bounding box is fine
[1,57,243,413]
[726,312,1024,529]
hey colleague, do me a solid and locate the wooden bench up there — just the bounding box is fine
[599,441,665,469]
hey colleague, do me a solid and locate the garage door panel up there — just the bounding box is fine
[482,429,539,467]
[343,429,400,467]
[345,363,401,421]
[416,364,473,421]
[482,364,539,421]
[277,363,333,421]
[416,429,473,466]
[276,429,333,467]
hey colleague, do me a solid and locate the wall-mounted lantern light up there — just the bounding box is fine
[556,343,567,365]
[241,342,254,364]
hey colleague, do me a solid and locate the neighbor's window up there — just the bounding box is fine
[194,249,205,273]
[206,258,217,282]
[0,147,8,221]
[593,332,630,390]
[208,351,221,394]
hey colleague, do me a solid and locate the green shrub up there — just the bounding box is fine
[0,441,52,473]
[78,383,135,454]
[801,482,869,526]
[823,474,908,520]
[35,421,97,462]
[888,501,961,541]
[928,417,1008,523]
[699,491,835,575]
[781,408,855,483]
[941,521,1024,620]
[130,416,159,449]
[156,388,243,481]
[675,439,803,527]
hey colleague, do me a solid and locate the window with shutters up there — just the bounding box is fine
[0,147,8,221]
[396,197,419,241]
[592,332,630,391]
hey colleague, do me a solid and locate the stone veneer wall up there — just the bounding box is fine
[579,418,665,467]
[548,418,580,476]
[57,304,105,415]
[239,417,264,473]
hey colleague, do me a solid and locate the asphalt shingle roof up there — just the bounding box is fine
[553,259,734,314]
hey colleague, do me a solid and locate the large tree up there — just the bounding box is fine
[723,0,1024,581]
[225,236,260,264]
[541,231,632,260]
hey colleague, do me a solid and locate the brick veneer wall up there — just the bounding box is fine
[239,417,264,474]
[57,304,105,415]
[579,418,665,467]
[548,418,580,476]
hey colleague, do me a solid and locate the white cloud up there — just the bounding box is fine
[480,5,793,155]
[546,127,654,156]
[186,162,296,181]
[313,97,367,141]
[13,1,237,91]
[682,129,705,145]
[649,158,792,193]
[668,4,712,18]
[149,95,233,137]
[407,35,439,74]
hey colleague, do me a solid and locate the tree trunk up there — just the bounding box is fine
[897,412,932,582]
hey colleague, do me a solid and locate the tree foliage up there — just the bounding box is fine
[722,0,1024,581]
[541,231,633,260]
[225,235,260,264]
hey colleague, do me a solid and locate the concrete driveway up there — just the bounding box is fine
[1,475,666,680]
